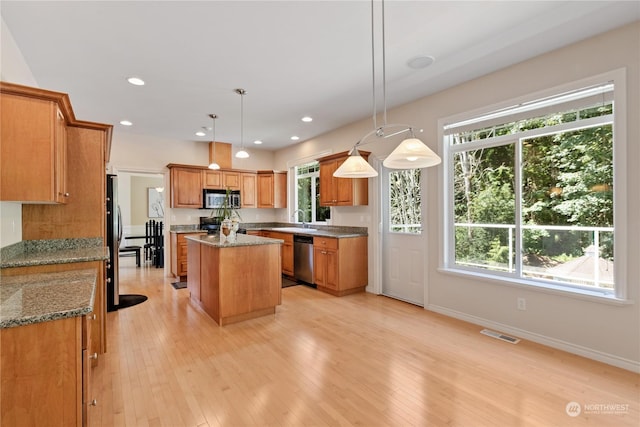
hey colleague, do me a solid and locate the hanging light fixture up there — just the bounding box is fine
[235,88,249,159]
[334,0,441,178]
[208,114,221,170]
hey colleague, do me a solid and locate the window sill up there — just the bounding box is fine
[437,267,634,306]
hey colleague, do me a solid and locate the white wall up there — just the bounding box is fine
[0,17,38,248]
[275,22,640,371]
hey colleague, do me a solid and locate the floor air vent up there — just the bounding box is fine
[480,329,520,344]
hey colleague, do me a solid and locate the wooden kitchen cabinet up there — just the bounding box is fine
[1,261,107,361]
[171,231,207,279]
[318,151,370,206]
[1,312,95,427]
[223,171,241,190]
[241,172,257,208]
[187,239,202,302]
[258,170,287,208]
[0,83,70,203]
[313,236,368,296]
[203,170,223,189]
[263,231,294,276]
[169,165,203,208]
[203,170,242,191]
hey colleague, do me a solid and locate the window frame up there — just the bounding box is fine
[387,168,423,235]
[294,161,329,224]
[439,69,629,303]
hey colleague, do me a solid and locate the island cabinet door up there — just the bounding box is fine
[187,240,202,301]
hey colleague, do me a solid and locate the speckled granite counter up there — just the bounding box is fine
[0,238,109,269]
[0,269,96,328]
[171,222,367,238]
[185,233,283,247]
[255,226,366,238]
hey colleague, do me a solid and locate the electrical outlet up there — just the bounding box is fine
[517,297,527,311]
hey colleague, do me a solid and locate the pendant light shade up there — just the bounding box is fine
[383,133,442,169]
[333,148,378,178]
[334,0,441,178]
[208,114,221,170]
[234,88,250,159]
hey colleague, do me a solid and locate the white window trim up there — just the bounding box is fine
[438,68,630,303]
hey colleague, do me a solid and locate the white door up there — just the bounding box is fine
[381,167,425,306]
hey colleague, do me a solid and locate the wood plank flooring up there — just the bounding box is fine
[90,257,639,426]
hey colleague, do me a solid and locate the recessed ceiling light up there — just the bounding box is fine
[120,120,133,126]
[291,136,300,141]
[127,77,145,86]
[301,116,313,122]
[195,131,206,137]
[407,55,435,69]
[254,140,263,145]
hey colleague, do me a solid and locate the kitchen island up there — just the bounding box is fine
[185,233,283,325]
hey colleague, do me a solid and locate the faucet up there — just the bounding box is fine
[292,209,306,225]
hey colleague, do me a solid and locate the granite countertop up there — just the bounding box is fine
[171,222,368,239]
[0,238,109,269]
[0,269,97,329]
[256,226,366,238]
[185,233,284,248]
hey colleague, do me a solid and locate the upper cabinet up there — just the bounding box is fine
[203,170,240,191]
[169,166,203,208]
[257,171,287,208]
[240,172,257,208]
[1,84,70,203]
[169,165,260,209]
[318,151,370,206]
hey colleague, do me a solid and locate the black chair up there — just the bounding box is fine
[119,246,141,267]
[144,220,164,268]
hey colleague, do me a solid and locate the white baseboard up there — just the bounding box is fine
[427,303,640,373]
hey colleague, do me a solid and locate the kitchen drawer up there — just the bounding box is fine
[313,236,338,250]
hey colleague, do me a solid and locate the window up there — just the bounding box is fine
[443,79,622,297]
[295,161,330,223]
[389,169,422,234]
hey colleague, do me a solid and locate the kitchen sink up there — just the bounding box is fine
[271,227,317,233]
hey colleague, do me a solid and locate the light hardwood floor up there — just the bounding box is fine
[90,257,639,427]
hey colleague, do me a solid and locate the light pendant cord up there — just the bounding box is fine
[212,114,216,161]
[240,91,244,150]
[381,0,387,127]
[371,0,377,131]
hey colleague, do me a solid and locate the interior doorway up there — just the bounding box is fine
[117,171,165,239]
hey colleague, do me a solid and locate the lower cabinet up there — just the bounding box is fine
[313,236,368,296]
[0,261,106,359]
[171,231,206,279]
[1,314,95,427]
[262,231,294,276]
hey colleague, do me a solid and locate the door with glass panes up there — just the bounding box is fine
[382,167,425,306]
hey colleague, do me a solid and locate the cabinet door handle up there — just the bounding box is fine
[91,314,96,320]
[90,399,98,406]
[106,277,111,283]
[89,353,98,360]
[64,192,70,197]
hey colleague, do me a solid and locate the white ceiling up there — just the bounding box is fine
[2,1,638,151]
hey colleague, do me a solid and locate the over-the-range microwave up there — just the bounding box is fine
[202,189,241,209]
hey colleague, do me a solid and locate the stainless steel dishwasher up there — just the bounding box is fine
[293,235,314,284]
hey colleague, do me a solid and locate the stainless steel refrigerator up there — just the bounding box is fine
[106,174,122,312]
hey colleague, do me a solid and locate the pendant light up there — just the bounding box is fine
[208,114,221,170]
[235,88,249,159]
[334,0,441,178]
